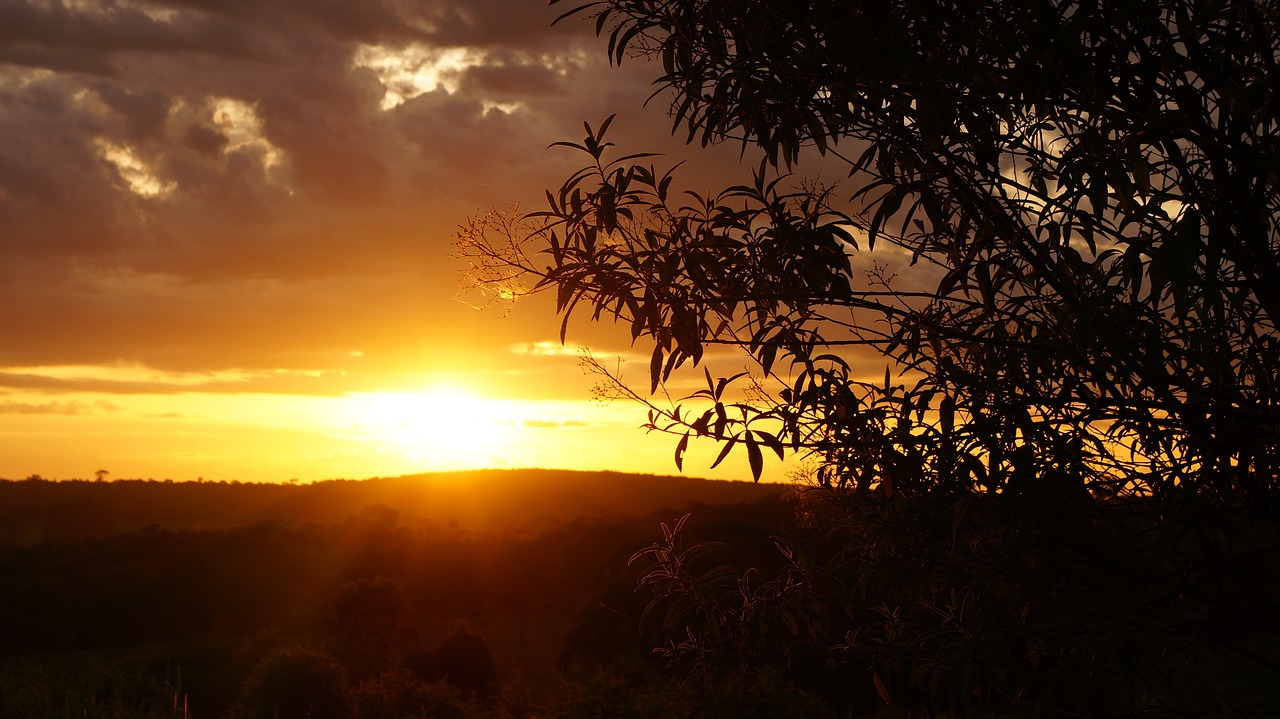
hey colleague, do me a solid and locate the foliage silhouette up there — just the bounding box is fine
[0,475,799,718]
[332,576,407,676]
[231,645,352,719]
[351,667,473,719]
[458,0,1280,714]
[404,627,498,701]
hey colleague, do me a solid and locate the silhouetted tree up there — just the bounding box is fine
[459,0,1280,715]
[403,627,497,701]
[232,645,351,719]
[332,576,406,676]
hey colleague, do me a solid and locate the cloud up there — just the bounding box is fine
[0,368,358,396]
[0,0,269,69]
[0,0,754,399]
[522,418,590,429]
[0,399,94,414]
[508,342,583,358]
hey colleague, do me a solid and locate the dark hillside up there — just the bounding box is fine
[0,472,800,718]
[0,469,784,545]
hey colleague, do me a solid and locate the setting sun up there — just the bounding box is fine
[0,0,783,487]
[342,387,516,470]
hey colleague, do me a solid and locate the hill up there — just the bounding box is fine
[0,468,802,718]
[0,469,786,545]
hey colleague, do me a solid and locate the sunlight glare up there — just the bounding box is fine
[345,387,515,469]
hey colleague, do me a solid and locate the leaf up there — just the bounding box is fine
[714,371,747,400]
[746,433,764,481]
[709,438,737,469]
[873,669,892,705]
[779,607,799,636]
[649,345,663,394]
[674,432,690,471]
[757,431,785,460]
[551,1,599,25]
[869,186,906,242]
[760,342,778,376]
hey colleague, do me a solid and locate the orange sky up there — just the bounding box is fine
[0,0,803,483]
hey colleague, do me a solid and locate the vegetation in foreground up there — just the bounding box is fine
[0,471,849,718]
[457,0,1280,715]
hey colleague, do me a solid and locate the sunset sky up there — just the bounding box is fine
[0,0,800,482]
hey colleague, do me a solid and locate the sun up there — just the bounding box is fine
[344,386,516,470]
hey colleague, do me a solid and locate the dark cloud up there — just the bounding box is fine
[457,59,569,98]
[95,83,171,142]
[411,0,590,49]
[152,0,434,46]
[0,0,269,69]
[181,123,227,156]
[0,41,117,75]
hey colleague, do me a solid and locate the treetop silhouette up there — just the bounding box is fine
[463,0,1279,502]
[459,1,1280,714]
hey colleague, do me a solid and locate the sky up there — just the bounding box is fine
[0,0,798,483]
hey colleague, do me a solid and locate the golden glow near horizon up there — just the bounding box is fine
[337,387,516,469]
[0,0,801,487]
[318,384,788,481]
[0,366,789,484]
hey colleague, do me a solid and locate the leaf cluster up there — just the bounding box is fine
[459,2,1280,713]
[497,0,1280,503]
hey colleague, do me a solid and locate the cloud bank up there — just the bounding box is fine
[1,0,706,389]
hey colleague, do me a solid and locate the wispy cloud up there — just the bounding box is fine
[507,341,583,358]
[522,418,590,429]
[0,399,93,415]
[0,367,378,397]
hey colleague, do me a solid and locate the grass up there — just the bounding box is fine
[0,648,186,719]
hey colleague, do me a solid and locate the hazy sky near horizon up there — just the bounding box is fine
[0,0,796,482]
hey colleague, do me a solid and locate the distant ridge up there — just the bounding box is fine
[0,469,787,545]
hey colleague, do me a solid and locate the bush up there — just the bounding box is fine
[231,645,351,719]
[352,668,473,719]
